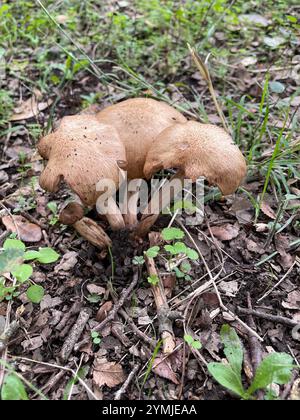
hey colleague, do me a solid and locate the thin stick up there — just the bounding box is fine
[257,260,297,303]
[114,363,140,400]
[92,268,140,333]
[238,307,298,327]
[178,220,264,341]
[188,44,230,133]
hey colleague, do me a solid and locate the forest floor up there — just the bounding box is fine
[0,0,299,400]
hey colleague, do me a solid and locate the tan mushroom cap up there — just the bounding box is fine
[38,115,126,206]
[97,98,187,179]
[143,121,247,195]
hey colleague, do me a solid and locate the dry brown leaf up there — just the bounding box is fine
[96,301,113,322]
[210,223,240,241]
[10,91,52,121]
[93,359,125,388]
[219,280,239,297]
[54,251,78,272]
[86,284,106,295]
[260,201,276,219]
[282,290,300,310]
[275,234,294,269]
[152,356,180,384]
[2,215,42,242]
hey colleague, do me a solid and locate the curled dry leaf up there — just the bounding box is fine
[282,290,300,310]
[54,251,78,272]
[10,91,52,121]
[2,215,42,242]
[93,358,125,388]
[152,356,180,385]
[95,300,113,322]
[210,223,240,241]
[260,201,276,219]
[219,280,239,297]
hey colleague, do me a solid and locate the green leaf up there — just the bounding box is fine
[191,340,202,350]
[164,244,176,254]
[91,331,99,339]
[186,247,199,260]
[173,242,187,254]
[47,201,58,214]
[181,261,192,273]
[145,246,160,258]
[36,248,59,264]
[0,248,24,274]
[3,239,26,252]
[1,373,29,400]
[184,334,194,345]
[248,353,294,395]
[162,227,185,241]
[147,274,159,285]
[93,337,101,345]
[269,81,285,94]
[26,285,44,304]
[174,267,185,278]
[132,256,145,266]
[12,264,33,283]
[208,363,247,399]
[24,250,41,261]
[86,294,101,303]
[221,325,243,377]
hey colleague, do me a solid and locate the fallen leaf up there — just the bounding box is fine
[96,301,113,322]
[240,14,270,27]
[245,238,265,254]
[282,290,300,310]
[86,284,106,295]
[2,215,42,242]
[219,280,239,297]
[54,251,78,272]
[21,336,43,351]
[10,91,52,121]
[93,359,125,388]
[210,223,240,241]
[40,295,63,311]
[240,56,257,67]
[263,36,285,48]
[275,234,294,269]
[260,201,276,219]
[152,356,179,384]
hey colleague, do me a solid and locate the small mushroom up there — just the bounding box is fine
[59,203,111,249]
[136,121,247,236]
[38,115,126,231]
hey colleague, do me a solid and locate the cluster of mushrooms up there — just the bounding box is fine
[38,98,247,248]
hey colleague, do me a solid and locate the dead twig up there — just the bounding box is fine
[238,307,298,327]
[114,363,140,400]
[92,267,140,333]
[60,308,91,362]
[145,232,176,354]
[0,320,20,352]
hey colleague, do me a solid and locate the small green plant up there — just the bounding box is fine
[47,201,59,225]
[1,373,29,401]
[132,255,145,266]
[145,246,160,258]
[147,274,159,286]
[91,331,101,345]
[207,325,296,400]
[184,334,202,350]
[0,238,59,303]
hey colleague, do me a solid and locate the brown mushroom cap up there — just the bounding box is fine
[38,115,126,206]
[59,202,84,225]
[143,121,247,195]
[97,98,187,179]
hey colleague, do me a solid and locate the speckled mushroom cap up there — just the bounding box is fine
[143,121,247,195]
[38,115,126,206]
[97,98,187,179]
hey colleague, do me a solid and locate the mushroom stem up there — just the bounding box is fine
[135,171,184,238]
[98,197,125,231]
[123,179,142,227]
[74,217,112,249]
